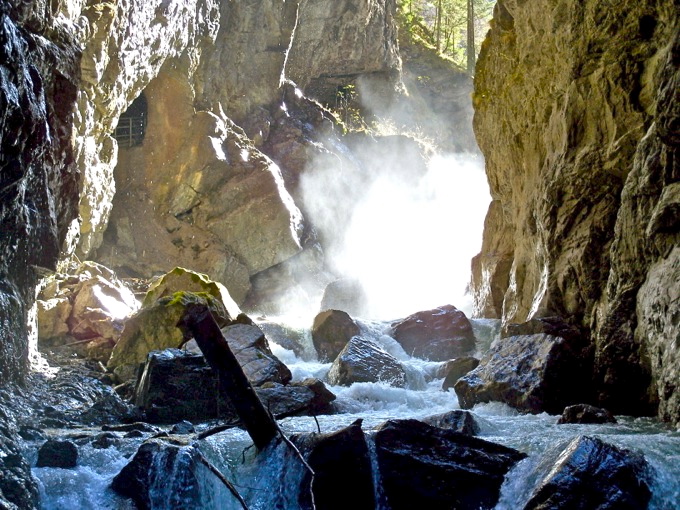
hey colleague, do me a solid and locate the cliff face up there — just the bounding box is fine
[0,2,79,383]
[472,0,679,422]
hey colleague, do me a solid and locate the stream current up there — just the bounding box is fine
[30,317,680,509]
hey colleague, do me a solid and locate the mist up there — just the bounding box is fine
[301,138,490,320]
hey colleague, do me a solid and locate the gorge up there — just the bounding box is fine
[1,0,678,508]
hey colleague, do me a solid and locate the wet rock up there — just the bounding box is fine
[293,419,375,510]
[36,440,78,468]
[441,357,480,391]
[390,305,476,361]
[0,413,39,509]
[90,433,121,450]
[101,423,159,434]
[311,310,360,362]
[170,421,195,435]
[420,410,479,435]
[374,419,526,510]
[525,436,653,509]
[327,337,405,387]
[219,323,292,387]
[134,349,333,423]
[107,291,232,382]
[319,279,369,318]
[256,319,315,361]
[17,426,44,442]
[111,440,199,510]
[258,379,336,418]
[454,319,593,414]
[557,404,617,425]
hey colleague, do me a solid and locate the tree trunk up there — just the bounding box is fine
[177,304,278,450]
[436,0,442,51]
[467,0,475,74]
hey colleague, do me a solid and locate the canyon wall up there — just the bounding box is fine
[471,0,679,423]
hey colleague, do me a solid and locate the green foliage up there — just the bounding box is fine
[398,0,496,72]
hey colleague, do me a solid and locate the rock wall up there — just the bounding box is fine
[471,0,679,422]
[0,1,80,384]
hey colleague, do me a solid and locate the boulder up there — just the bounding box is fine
[111,440,199,510]
[557,404,617,425]
[142,267,241,319]
[219,323,291,387]
[107,291,231,382]
[441,357,480,391]
[319,279,369,318]
[390,305,475,361]
[170,421,195,435]
[525,436,653,509]
[454,319,593,414]
[327,337,405,387]
[36,298,71,340]
[374,419,526,510]
[420,410,479,435]
[134,349,334,423]
[256,319,316,361]
[293,419,375,510]
[311,310,360,362]
[36,440,78,469]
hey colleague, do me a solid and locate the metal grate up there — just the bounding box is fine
[113,114,146,148]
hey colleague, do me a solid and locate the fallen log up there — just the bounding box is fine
[177,304,278,450]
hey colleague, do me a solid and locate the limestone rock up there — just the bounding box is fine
[219,323,292,387]
[557,404,617,425]
[374,419,526,510]
[470,0,679,424]
[454,325,593,414]
[36,298,71,341]
[525,436,653,509]
[441,357,480,391]
[293,420,375,510]
[420,410,480,435]
[107,292,230,382]
[390,305,476,361]
[36,440,78,469]
[311,310,360,362]
[327,336,406,388]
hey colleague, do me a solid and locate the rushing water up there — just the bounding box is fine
[31,317,680,509]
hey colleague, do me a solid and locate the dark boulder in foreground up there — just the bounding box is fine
[134,349,334,423]
[525,436,653,510]
[420,410,480,435]
[441,356,480,391]
[390,305,475,361]
[557,404,617,424]
[374,419,526,510]
[327,336,406,387]
[312,310,360,362]
[36,439,78,468]
[454,317,593,414]
[294,419,375,510]
[111,440,199,510]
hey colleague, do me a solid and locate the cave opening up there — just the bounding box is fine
[113,92,148,148]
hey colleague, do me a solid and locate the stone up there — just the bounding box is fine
[441,357,480,391]
[0,415,39,509]
[255,319,316,361]
[524,436,653,509]
[107,291,231,382]
[311,310,360,362]
[374,419,526,510]
[134,349,334,423]
[111,440,199,510]
[293,419,375,510]
[36,440,78,469]
[327,336,406,388]
[170,421,195,435]
[90,433,121,450]
[557,404,617,425]
[390,305,476,361]
[35,298,71,341]
[319,278,369,318]
[219,323,292,387]
[454,320,593,414]
[420,410,480,435]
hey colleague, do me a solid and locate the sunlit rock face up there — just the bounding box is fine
[0,3,79,384]
[472,0,679,421]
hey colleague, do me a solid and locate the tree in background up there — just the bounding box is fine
[399,0,495,74]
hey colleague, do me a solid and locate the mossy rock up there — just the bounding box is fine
[142,267,241,319]
[107,291,230,382]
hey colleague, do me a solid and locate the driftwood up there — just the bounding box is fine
[177,304,278,450]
